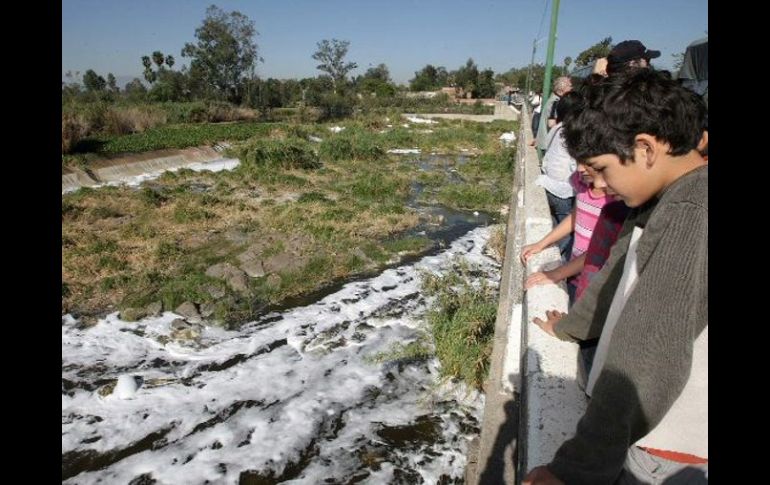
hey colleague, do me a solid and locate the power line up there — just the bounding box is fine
[536,0,551,43]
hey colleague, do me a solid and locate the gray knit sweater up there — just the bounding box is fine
[548,165,708,484]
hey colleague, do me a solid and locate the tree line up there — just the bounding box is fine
[64,5,620,111]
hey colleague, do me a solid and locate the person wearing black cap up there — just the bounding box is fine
[606,40,661,75]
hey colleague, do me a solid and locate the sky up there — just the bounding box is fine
[62,0,708,86]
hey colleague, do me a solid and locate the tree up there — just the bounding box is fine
[149,69,189,102]
[362,63,391,83]
[312,39,357,93]
[477,68,496,98]
[124,78,147,101]
[516,64,566,92]
[107,73,118,92]
[410,64,438,91]
[152,51,165,69]
[165,55,175,69]
[82,69,106,92]
[181,4,260,102]
[564,56,573,73]
[575,37,612,67]
[141,55,157,84]
[453,58,480,97]
[356,63,396,97]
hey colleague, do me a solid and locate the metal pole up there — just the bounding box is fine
[537,0,561,156]
[525,38,537,98]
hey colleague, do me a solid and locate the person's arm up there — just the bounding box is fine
[525,253,585,289]
[547,202,708,484]
[592,57,608,76]
[547,100,559,128]
[520,209,575,264]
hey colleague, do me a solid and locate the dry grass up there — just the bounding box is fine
[206,103,258,122]
[103,107,168,135]
[62,113,90,154]
[487,223,507,263]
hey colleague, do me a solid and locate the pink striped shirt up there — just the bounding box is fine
[570,172,613,259]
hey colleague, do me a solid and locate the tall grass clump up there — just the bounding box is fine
[320,133,385,161]
[421,260,498,390]
[229,138,321,170]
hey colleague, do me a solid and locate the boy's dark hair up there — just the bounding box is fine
[554,91,582,124]
[563,68,707,162]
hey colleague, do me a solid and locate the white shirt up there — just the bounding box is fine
[535,124,576,199]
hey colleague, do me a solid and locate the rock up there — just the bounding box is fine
[262,251,305,274]
[170,318,203,343]
[97,381,116,397]
[199,303,216,318]
[352,247,371,263]
[237,249,267,278]
[114,375,142,399]
[175,301,202,323]
[171,318,190,330]
[205,263,249,293]
[120,307,148,322]
[144,301,163,317]
[266,274,282,287]
[205,284,226,299]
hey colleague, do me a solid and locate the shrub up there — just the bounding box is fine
[232,138,321,170]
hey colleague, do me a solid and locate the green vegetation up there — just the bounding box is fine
[368,258,500,391]
[62,97,518,326]
[421,260,498,390]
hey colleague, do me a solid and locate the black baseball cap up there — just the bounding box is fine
[607,40,661,67]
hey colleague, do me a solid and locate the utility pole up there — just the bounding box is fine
[536,0,561,157]
[525,36,546,100]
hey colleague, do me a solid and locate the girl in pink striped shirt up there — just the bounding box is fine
[520,161,614,303]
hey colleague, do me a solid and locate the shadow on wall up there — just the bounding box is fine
[476,374,518,485]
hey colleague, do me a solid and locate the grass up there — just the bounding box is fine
[228,138,321,170]
[421,259,498,390]
[70,122,283,156]
[487,224,507,263]
[62,115,518,327]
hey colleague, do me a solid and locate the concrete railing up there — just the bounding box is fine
[516,111,588,479]
[470,104,587,484]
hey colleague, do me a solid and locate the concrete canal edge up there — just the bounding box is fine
[467,105,587,484]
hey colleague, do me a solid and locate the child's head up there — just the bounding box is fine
[563,69,707,206]
[575,159,609,194]
[554,91,582,124]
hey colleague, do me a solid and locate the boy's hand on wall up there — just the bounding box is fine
[533,310,565,337]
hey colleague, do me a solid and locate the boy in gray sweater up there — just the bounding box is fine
[523,69,708,484]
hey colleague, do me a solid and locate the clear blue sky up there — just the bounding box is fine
[62,0,708,86]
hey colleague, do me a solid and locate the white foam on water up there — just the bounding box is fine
[62,158,241,194]
[62,226,499,484]
[387,148,421,154]
[406,117,438,125]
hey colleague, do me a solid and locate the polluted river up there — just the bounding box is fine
[62,153,504,484]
